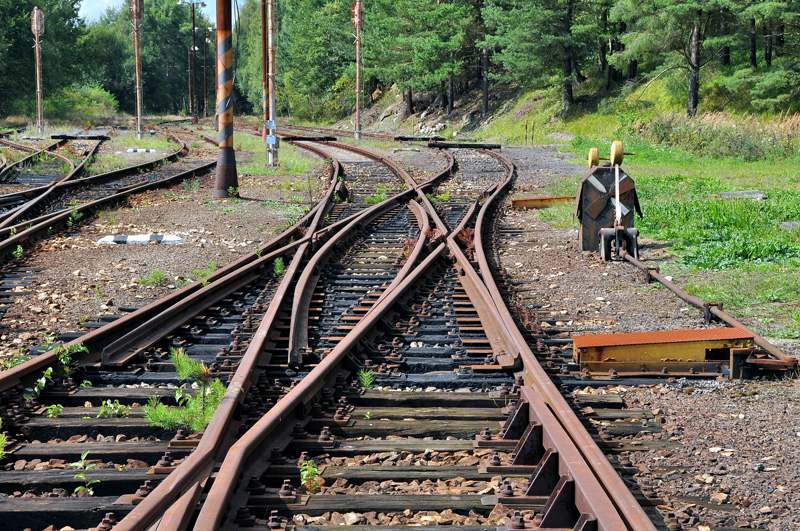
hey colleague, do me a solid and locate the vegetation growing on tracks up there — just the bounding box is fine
[235,133,323,177]
[143,348,225,433]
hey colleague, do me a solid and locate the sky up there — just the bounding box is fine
[79,0,218,23]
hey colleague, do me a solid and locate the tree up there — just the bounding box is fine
[611,0,724,117]
[0,0,85,116]
[483,0,598,113]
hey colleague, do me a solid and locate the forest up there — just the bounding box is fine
[1,0,799,123]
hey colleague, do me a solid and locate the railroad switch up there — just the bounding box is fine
[576,141,642,261]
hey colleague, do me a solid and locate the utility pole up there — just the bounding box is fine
[130,0,144,139]
[187,46,193,116]
[214,0,238,197]
[191,2,198,123]
[31,7,45,135]
[203,26,208,118]
[352,0,363,140]
[267,0,277,165]
[179,1,205,122]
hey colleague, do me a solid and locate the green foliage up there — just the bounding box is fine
[300,460,322,492]
[140,270,167,285]
[0,420,7,461]
[97,399,130,418]
[0,0,86,115]
[0,349,33,371]
[363,411,373,420]
[143,347,225,433]
[273,257,286,277]
[43,83,118,119]
[12,245,23,260]
[190,263,218,286]
[70,450,99,496]
[357,368,375,391]
[45,404,63,418]
[365,185,389,204]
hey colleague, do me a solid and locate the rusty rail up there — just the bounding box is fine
[184,142,643,530]
[469,149,658,530]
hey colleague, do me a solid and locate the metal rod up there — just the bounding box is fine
[133,0,143,139]
[214,0,238,197]
[267,0,277,165]
[621,251,793,362]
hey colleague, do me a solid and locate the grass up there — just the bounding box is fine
[235,133,322,177]
[112,134,177,151]
[365,184,388,204]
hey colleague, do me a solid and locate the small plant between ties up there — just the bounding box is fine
[70,450,100,496]
[357,368,375,391]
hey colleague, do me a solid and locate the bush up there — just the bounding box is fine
[44,83,118,120]
[627,112,800,161]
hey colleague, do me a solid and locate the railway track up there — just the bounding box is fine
[0,131,786,531]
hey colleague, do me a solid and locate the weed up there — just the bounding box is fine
[0,421,6,461]
[25,366,53,399]
[139,270,167,285]
[95,285,102,299]
[333,191,341,203]
[255,247,263,258]
[363,411,373,420]
[324,213,332,226]
[365,184,388,204]
[143,347,225,433]
[182,178,201,192]
[163,192,175,198]
[70,450,99,496]
[12,245,23,259]
[191,263,217,285]
[97,399,130,418]
[45,404,63,418]
[227,186,240,196]
[300,460,322,492]
[0,349,32,371]
[79,380,93,388]
[273,257,286,276]
[357,368,375,391]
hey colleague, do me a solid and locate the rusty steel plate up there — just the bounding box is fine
[573,327,755,349]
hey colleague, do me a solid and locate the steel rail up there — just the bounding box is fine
[115,143,413,530]
[188,143,499,530]
[190,142,632,530]
[0,138,105,229]
[0,140,339,390]
[0,134,189,241]
[193,242,448,531]
[469,149,657,530]
[286,197,418,366]
[285,139,454,366]
[0,139,73,182]
[621,251,794,362]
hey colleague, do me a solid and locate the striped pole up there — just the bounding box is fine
[261,0,267,145]
[214,0,238,198]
